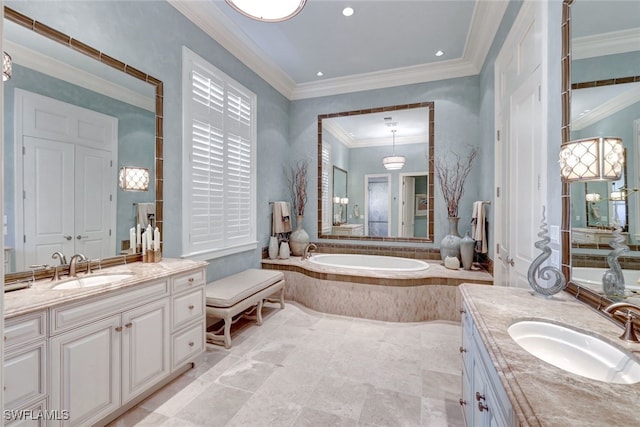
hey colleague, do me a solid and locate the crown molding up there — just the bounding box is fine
[572,84,640,131]
[5,40,155,112]
[170,0,508,101]
[573,28,640,60]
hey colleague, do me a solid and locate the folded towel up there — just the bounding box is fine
[471,201,488,254]
[272,201,292,235]
[136,202,156,228]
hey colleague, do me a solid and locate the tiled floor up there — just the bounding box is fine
[109,302,465,427]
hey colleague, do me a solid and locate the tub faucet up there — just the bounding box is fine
[604,302,640,342]
[302,243,317,260]
[69,253,87,277]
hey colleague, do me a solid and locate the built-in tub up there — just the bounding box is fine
[262,254,492,323]
[308,253,430,272]
[572,267,640,292]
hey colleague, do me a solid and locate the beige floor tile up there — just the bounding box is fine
[305,374,372,419]
[359,387,422,427]
[226,393,303,427]
[139,375,211,418]
[106,406,169,427]
[421,396,465,427]
[422,369,462,400]
[253,364,322,406]
[215,358,277,392]
[174,383,252,426]
[292,407,358,427]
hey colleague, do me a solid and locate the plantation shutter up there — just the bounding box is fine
[321,143,332,233]
[183,48,256,256]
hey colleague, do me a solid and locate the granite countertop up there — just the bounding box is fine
[262,256,493,283]
[460,284,640,426]
[4,258,208,319]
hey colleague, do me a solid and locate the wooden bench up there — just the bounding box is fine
[205,268,285,348]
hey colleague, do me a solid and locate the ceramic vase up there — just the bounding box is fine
[289,214,310,256]
[440,217,462,261]
[279,241,290,259]
[460,231,475,270]
[268,236,279,260]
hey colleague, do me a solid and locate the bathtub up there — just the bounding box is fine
[308,253,430,272]
[572,267,640,292]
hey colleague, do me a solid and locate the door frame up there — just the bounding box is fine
[364,173,391,237]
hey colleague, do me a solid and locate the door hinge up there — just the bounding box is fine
[110,194,113,202]
[496,130,500,141]
[538,174,541,190]
[496,244,500,254]
[23,190,26,200]
[496,187,500,198]
[538,85,542,102]
[109,229,112,236]
[22,146,26,155]
[110,160,113,167]
[23,235,26,243]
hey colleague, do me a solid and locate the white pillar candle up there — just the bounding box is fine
[154,227,160,251]
[129,227,136,252]
[136,224,141,246]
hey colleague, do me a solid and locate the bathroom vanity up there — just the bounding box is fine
[459,284,640,426]
[331,224,364,236]
[3,258,207,426]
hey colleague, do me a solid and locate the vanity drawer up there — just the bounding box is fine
[50,279,168,335]
[4,311,47,350]
[172,269,205,294]
[4,341,47,411]
[172,322,205,370]
[172,288,205,330]
[4,399,49,427]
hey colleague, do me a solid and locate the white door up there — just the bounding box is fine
[401,176,415,237]
[494,0,546,287]
[121,298,170,403]
[23,137,75,268]
[75,146,114,259]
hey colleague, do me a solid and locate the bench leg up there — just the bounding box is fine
[223,315,232,349]
[256,299,263,326]
[279,286,285,309]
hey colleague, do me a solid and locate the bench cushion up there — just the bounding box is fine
[206,269,284,308]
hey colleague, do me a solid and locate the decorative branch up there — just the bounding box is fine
[433,147,478,217]
[286,159,308,216]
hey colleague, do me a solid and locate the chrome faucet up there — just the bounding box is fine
[603,302,640,342]
[51,251,67,265]
[68,253,87,277]
[302,243,317,260]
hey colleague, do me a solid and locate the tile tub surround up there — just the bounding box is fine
[3,258,208,318]
[262,257,492,322]
[460,284,640,426]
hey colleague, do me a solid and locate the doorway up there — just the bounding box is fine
[365,174,390,237]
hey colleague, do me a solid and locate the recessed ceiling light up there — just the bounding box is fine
[435,50,444,57]
[342,7,354,17]
[316,71,324,77]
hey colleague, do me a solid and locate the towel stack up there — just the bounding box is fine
[272,201,292,235]
[471,201,488,254]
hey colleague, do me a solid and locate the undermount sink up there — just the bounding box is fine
[507,320,640,384]
[53,273,135,290]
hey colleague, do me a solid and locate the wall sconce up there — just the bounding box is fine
[611,189,626,201]
[585,193,601,202]
[340,197,349,205]
[119,167,150,191]
[559,137,624,182]
[3,51,12,81]
[332,196,341,204]
[225,0,306,22]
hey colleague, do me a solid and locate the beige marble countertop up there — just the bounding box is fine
[4,258,208,319]
[460,284,640,426]
[262,256,493,283]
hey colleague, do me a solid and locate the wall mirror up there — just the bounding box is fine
[317,102,434,242]
[562,0,640,303]
[3,7,163,280]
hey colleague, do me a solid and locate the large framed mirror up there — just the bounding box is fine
[317,102,434,242]
[3,7,163,283]
[562,0,640,306]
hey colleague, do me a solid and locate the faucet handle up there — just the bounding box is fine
[620,311,640,342]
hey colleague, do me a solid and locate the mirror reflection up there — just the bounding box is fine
[318,103,434,241]
[3,10,158,274]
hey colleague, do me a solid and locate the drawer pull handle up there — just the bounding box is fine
[459,308,466,314]
[475,392,485,402]
[188,304,195,310]
[188,278,194,283]
[188,341,195,347]
[459,398,466,406]
[459,346,467,353]
[115,326,123,332]
[478,402,489,412]
[125,322,133,328]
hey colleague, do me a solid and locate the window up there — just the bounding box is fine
[182,47,257,258]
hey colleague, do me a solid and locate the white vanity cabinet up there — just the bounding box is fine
[460,302,516,427]
[3,311,48,426]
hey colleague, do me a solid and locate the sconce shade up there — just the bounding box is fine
[119,167,150,191]
[585,193,601,202]
[225,0,306,22]
[611,190,626,201]
[3,51,12,81]
[559,137,624,182]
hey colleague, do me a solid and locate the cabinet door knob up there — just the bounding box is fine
[115,326,123,332]
[478,402,489,412]
[459,308,466,314]
[188,277,194,283]
[459,398,466,406]
[125,322,133,328]
[188,341,195,347]
[188,304,195,310]
[475,392,485,402]
[459,346,467,353]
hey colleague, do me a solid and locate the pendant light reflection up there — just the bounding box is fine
[3,51,12,81]
[225,0,306,22]
[383,129,406,171]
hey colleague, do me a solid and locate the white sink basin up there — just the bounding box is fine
[508,320,640,384]
[53,273,135,290]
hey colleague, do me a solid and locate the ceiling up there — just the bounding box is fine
[169,0,510,100]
